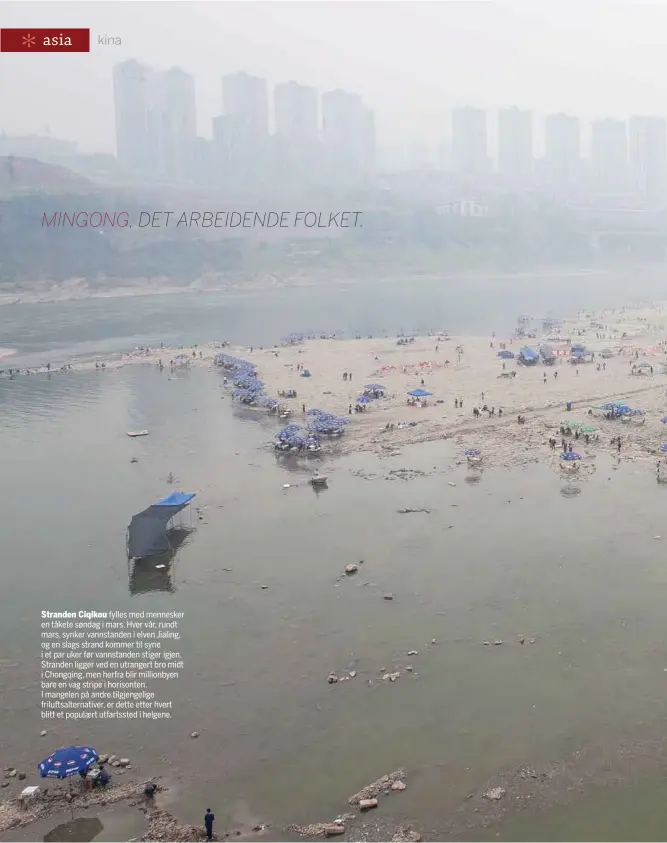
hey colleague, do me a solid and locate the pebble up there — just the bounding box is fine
[484,787,506,801]
[407,650,418,656]
[118,758,130,766]
[6,770,16,778]
[328,674,338,684]
[18,772,26,780]
[40,730,47,737]
[108,755,117,764]
[391,780,407,791]
[349,671,357,678]
[190,732,199,739]
[324,824,346,836]
[383,593,394,601]
[345,564,358,575]
[98,754,109,764]
[518,635,525,644]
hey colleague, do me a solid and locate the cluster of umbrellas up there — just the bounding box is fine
[356,383,385,408]
[215,353,279,407]
[275,423,321,451]
[306,410,351,435]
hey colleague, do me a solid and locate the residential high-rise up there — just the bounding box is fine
[629,116,667,201]
[114,60,196,181]
[274,81,318,143]
[321,89,374,186]
[148,67,197,182]
[497,107,533,184]
[451,107,487,174]
[274,81,319,184]
[544,113,581,190]
[590,118,628,194]
[113,59,154,173]
[220,72,269,186]
[222,72,269,139]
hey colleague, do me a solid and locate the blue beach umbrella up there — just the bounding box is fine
[661,417,667,424]
[38,746,99,779]
[660,444,667,453]
[465,448,481,456]
[561,452,582,461]
[408,388,433,397]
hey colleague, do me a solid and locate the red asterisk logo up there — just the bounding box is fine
[22,33,35,48]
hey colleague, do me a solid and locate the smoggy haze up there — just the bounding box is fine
[2,1,667,154]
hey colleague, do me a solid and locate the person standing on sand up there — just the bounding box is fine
[204,809,215,841]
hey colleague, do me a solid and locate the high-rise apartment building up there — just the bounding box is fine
[148,67,197,181]
[113,59,154,173]
[321,89,374,186]
[629,116,667,201]
[590,118,628,194]
[222,72,269,140]
[274,81,319,185]
[544,113,581,190]
[114,60,196,181]
[274,81,318,143]
[497,107,533,183]
[220,72,269,187]
[451,107,487,174]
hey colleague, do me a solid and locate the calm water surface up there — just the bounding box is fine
[2,279,667,839]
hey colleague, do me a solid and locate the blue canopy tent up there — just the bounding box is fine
[465,448,481,456]
[38,746,99,779]
[408,388,433,397]
[127,492,196,560]
[561,452,581,461]
[518,346,538,365]
[497,350,515,359]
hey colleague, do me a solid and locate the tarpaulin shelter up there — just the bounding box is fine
[127,492,196,559]
[408,388,433,397]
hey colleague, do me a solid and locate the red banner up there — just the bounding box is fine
[0,28,90,52]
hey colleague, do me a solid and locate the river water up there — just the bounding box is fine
[2,274,667,840]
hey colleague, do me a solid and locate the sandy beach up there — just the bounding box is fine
[6,301,666,475]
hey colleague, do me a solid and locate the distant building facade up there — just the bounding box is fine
[451,107,488,175]
[629,116,667,202]
[544,113,581,192]
[497,107,533,184]
[590,118,628,195]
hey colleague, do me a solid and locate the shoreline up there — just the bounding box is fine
[4,300,666,473]
[0,266,621,308]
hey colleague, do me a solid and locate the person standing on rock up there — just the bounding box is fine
[204,808,215,841]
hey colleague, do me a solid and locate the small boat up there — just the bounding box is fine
[309,472,328,486]
[127,430,149,437]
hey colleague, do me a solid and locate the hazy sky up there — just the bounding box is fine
[3,0,667,154]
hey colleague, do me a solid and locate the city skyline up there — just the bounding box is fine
[5,2,667,156]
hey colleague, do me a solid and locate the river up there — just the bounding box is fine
[2,274,667,840]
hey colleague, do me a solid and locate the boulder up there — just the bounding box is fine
[359,798,378,811]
